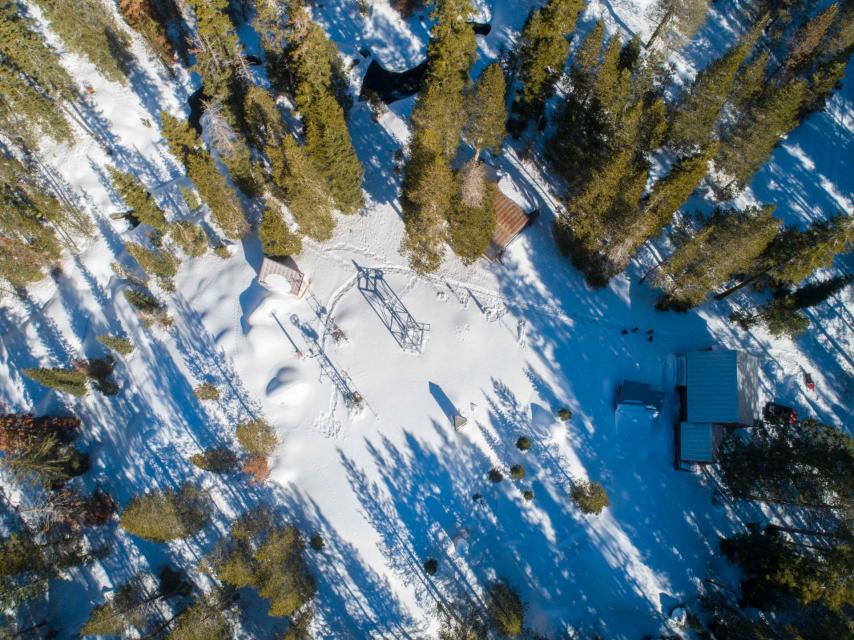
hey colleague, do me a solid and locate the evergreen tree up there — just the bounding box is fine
[258,206,302,257]
[119,484,211,542]
[235,419,277,459]
[0,155,76,288]
[253,0,288,88]
[118,0,176,64]
[486,581,523,637]
[108,167,168,234]
[125,241,178,288]
[0,531,48,609]
[747,214,854,290]
[721,523,853,611]
[410,0,477,159]
[609,145,714,268]
[211,512,315,618]
[447,160,496,264]
[243,84,285,149]
[169,221,208,257]
[303,92,364,213]
[31,0,134,85]
[167,592,233,640]
[402,129,455,273]
[514,0,584,121]
[184,0,245,111]
[0,1,77,146]
[728,50,770,114]
[781,4,838,78]
[96,334,134,356]
[464,63,507,156]
[715,78,808,190]
[189,447,238,473]
[719,417,854,511]
[645,0,711,49]
[667,21,763,152]
[732,275,852,338]
[22,367,88,397]
[160,112,248,240]
[201,99,259,196]
[267,136,335,242]
[572,18,605,82]
[655,205,780,310]
[571,480,610,514]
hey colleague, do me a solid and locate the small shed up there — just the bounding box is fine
[484,187,532,261]
[685,350,759,426]
[677,422,722,464]
[258,256,308,297]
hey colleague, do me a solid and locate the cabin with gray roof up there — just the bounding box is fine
[675,349,760,466]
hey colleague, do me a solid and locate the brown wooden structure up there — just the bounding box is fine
[258,256,308,297]
[484,187,531,261]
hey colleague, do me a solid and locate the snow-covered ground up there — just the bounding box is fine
[0,0,851,637]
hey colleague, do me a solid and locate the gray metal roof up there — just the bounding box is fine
[680,422,714,463]
[686,350,758,424]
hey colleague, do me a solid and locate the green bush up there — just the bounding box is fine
[523,489,534,501]
[309,535,324,551]
[571,480,609,515]
[194,383,220,401]
[488,468,504,483]
[516,436,531,451]
[236,419,278,458]
[487,581,523,637]
[509,464,526,480]
[189,447,238,473]
[557,408,572,421]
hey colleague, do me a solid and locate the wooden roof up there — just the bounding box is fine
[258,256,304,295]
[484,188,529,260]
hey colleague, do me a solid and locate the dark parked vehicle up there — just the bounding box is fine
[764,402,798,424]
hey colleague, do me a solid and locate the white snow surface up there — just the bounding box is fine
[0,0,851,638]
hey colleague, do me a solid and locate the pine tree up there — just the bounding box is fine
[22,367,88,397]
[486,581,524,636]
[645,0,711,49]
[410,0,477,159]
[0,1,76,146]
[168,592,233,640]
[514,0,584,121]
[303,92,364,213]
[732,275,852,338]
[267,136,335,242]
[108,167,168,234]
[594,34,633,118]
[258,206,302,257]
[120,484,211,542]
[0,531,48,609]
[184,0,245,110]
[402,129,455,273]
[609,145,713,268]
[31,0,134,85]
[235,419,277,458]
[169,221,208,257]
[118,0,175,63]
[655,205,780,310]
[96,334,134,356]
[125,241,178,288]
[243,84,285,149]
[464,63,507,156]
[284,9,349,112]
[667,21,763,152]
[572,18,605,82]
[447,160,496,264]
[757,214,853,287]
[201,99,259,196]
[715,78,808,190]
[212,515,315,619]
[781,4,838,78]
[253,0,288,87]
[728,50,770,113]
[160,112,248,240]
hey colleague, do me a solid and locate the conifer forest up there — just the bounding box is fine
[0,0,851,638]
